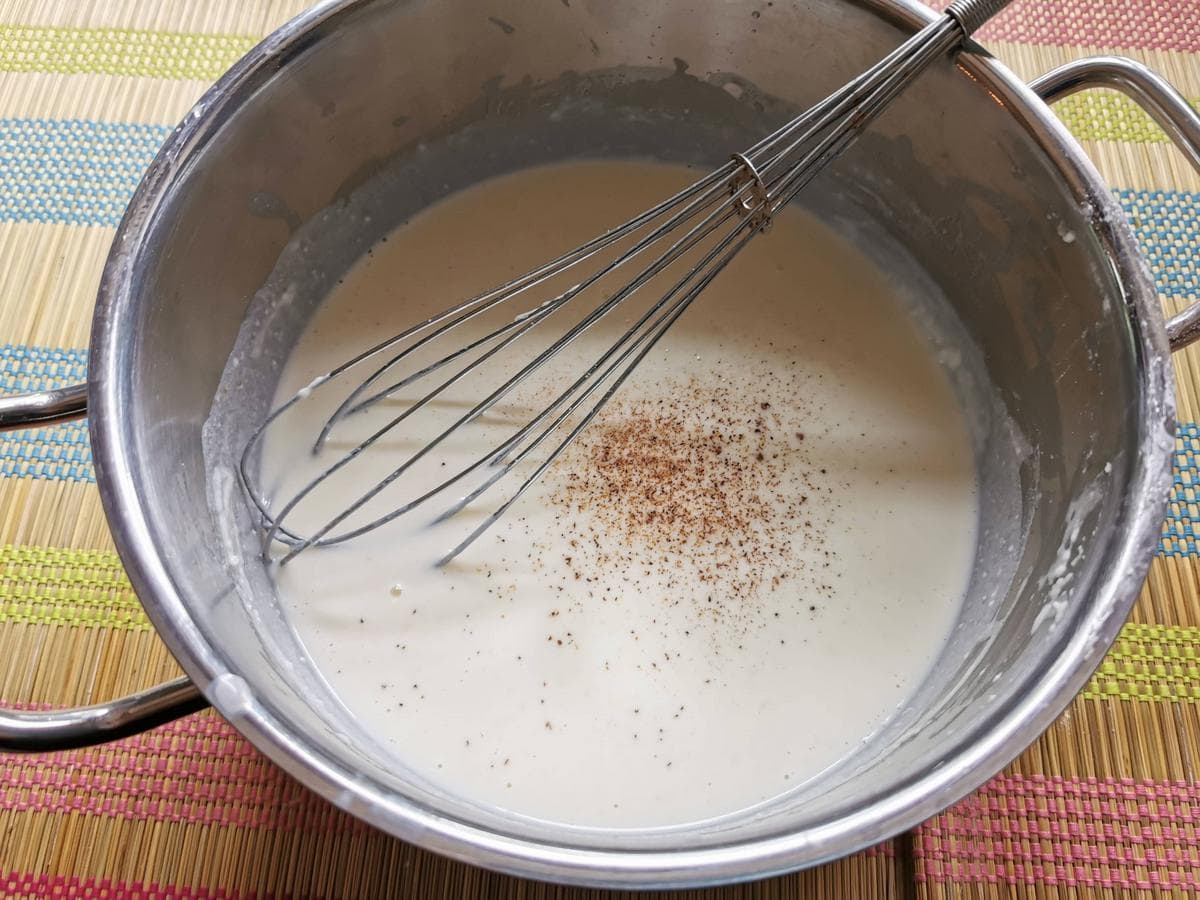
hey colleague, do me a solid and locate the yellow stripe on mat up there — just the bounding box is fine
[1085,622,1200,702]
[0,23,256,81]
[0,544,146,630]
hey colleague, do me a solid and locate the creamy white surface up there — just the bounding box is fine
[260,160,979,827]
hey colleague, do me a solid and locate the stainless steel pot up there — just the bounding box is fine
[3,0,1200,887]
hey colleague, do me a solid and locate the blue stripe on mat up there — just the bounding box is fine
[1161,422,1200,556]
[1117,190,1200,301]
[0,420,92,482]
[0,118,171,227]
[0,117,1197,303]
[0,344,88,392]
[0,345,92,481]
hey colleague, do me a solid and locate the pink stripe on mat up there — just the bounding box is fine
[925,0,1200,53]
[1,872,267,899]
[0,707,903,860]
[1,709,357,831]
[918,775,1200,890]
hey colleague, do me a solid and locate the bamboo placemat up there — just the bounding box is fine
[1,0,1198,896]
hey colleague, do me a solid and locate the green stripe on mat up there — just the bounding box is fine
[1048,90,1200,145]
[0,544,148,630]
[1,544,1198,705]
[1082,623,1200,702]
[0,24,257,81]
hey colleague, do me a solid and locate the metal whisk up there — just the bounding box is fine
[241,0,1011,566]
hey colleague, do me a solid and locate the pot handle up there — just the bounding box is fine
[0,383,88,431]
[0,385,208,751]
[1030,56,1200,351]
[0,678,208,752]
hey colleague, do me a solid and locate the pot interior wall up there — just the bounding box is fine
[124,0,1148,851]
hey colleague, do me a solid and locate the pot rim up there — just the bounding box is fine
[88,0,1175,886]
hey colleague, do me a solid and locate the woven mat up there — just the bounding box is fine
[1,0,1199,896]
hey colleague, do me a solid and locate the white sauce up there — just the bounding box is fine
[259,160,979,827]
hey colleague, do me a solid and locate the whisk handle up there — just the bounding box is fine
[945,0,1014,35]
